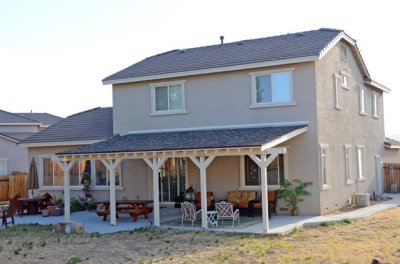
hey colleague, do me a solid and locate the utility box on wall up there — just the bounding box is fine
[355,193,370,207]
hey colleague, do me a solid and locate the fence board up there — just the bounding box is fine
[0,173,28,201]
[0,177,9,201]
[383,163,400,193]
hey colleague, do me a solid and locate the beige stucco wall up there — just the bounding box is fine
[315,40,385,215]
[0,138,28,174]
[382,148,400,163]
[28,146,151,201]
[112,63,317,134]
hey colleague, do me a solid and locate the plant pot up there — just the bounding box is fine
[291,208,299,216]
[55,207,62,216]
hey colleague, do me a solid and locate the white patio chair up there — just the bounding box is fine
[215,201,240,227]
[181,202,201,227]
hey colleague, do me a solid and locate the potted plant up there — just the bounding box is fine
[174,193,185,208]
[276,179,313,216]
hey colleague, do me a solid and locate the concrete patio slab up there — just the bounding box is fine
[5,193,399,235]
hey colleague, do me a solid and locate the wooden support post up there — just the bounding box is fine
[53,157,75,223]
[249,152,280,233]
[143,157,167,227]
[189,156,215,229]
[101,159,123,226]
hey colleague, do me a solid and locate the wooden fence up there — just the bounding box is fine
[0,173,28,201]
[383,163,400,193]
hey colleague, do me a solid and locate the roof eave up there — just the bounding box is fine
[102,56,319,85]
[364,79,391,93]
[19,139,106,148]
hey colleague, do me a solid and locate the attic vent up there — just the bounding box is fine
[340,45,347,63]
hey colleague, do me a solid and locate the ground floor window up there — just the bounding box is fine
[243,154,284,187]
[40,157,121,188]
[159,158,186,202]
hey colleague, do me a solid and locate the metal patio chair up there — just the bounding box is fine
[215,201,240,228]
[181,201,201,227]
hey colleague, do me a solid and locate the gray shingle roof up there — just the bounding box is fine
[15,113,63,126]
[0,132,36,142]
[22,107,113,144]
[59,125,306,155]
[103,28,343,83]
[385,137,400,148]
[0,110,40,124]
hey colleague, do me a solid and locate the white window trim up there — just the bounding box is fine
[249,68,295,108]
[340,71,350,90]
[0,158,8,176]
[319,144,330,190]
[372,92,379,119]
[334,74,342,110]
[359,85,366,115]
[344,145,353,185]
[38,156,123,190]
[150,80,187,116]
[356,145,367,182]
[93,160,123,188]
[238,155,285,191]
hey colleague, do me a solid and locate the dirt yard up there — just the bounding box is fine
[1,207,400,263]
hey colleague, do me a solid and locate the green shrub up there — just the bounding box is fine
[343,218,352,224]
[67,256,82,264]
[70,199,81,212]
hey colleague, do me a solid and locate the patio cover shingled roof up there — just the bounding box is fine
[57,125,307,157]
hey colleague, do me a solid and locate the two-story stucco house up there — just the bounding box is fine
[0,110,62,175]
[30,28,390,232]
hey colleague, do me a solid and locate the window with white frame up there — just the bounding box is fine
[0,159,7,176]
[340,71,350,89]
[151,81,185,114]
[42,157,64,186]
[357,146,366,180]
[359,86,366,115]
[320,144,329,189]
[344,145,352,184]
[250,69,294,107]
[372,92,379,118]
[94,160,121,187]
[40,158,121,188]
[334,74,342,109]
[242,154,285,187]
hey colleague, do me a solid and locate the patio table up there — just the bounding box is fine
[97,200,153,222]
[18,196,47,215]
[207,210,218,227]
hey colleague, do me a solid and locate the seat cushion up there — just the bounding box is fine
[227,191,241,207]
[241,191,256,204]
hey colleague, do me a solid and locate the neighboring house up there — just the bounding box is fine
[15,112,62,131]
[0,110,44,175]
[20,107,113,198]
[28,28,391,231]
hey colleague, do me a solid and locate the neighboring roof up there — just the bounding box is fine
[0,109,41,125]
[58,125,307,155]
[21,107,113,146]
[0,132,36,143]
[15,113,63,126]
[385,137,400,149]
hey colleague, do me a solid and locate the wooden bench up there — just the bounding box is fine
[96,206,153,222]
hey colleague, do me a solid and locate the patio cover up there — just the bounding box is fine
[57,124,308,157]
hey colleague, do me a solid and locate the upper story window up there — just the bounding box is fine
[0,159,7,176]
[334,74,342,110]
[150,81,186,115]
[359,86,366,115]
[249,69,294,108]
[340,71,350,89]
[340,45,347,63]
[372,92,379,118]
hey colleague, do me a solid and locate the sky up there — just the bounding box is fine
[0,0,399,136]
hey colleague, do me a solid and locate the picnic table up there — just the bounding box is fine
[96,200,153,222]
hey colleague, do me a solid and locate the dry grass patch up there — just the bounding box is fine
[1,207,400,263]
